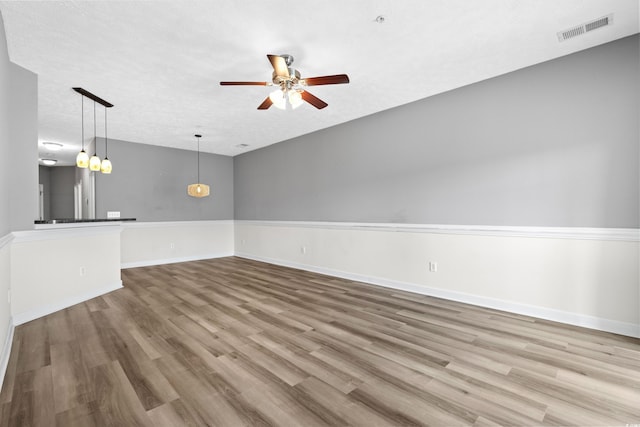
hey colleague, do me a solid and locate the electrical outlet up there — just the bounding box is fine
[80,266,86,276]
[301,246,307,254]
[429,261,438,272]
[107,211,120,219]
[170,243,175,249]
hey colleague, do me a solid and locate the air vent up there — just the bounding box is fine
[585,15,610,32]
[557,14,613,42]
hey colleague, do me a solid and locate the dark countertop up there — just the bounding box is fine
[34,218,136,224]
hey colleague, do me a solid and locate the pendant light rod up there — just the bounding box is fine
[81,96,84,150]
[72,87,113,108]
[93,101,96,146]
[195,134,202,182]
[104,106,108,158]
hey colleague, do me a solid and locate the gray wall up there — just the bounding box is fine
[96,138,234,221]
[8,61,38,231]
[1,12,38,233]
[0,12,9,236]
[234,35,639,228]
[38,165,51,220]
[49,166,75,219]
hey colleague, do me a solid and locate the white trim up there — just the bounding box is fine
[0,318,15,394]
[0,233,13,251]
[235,220,639,241]
[235,252,640,339]
[12,281,123,326]
[122,220,234,229]
[12,225,123,243]
[121,252,234,269]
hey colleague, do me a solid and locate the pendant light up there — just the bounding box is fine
[100,105,112,174]
[89,101,101,171]
[76,95,89,168]
[187,134,210,198]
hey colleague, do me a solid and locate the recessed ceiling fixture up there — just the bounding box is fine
[187,134,210,198]
[220,54,350,110]
[41,159,57,166]
[73,87,114,173]
[42,142,63,151]
[557,14,613,42]
[375,15,385,23]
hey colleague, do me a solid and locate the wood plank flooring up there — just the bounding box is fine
[1,256,639,426]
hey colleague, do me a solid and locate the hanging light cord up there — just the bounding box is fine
[81,96,85,150]
[197,135,201,183]
[104,106,108,158]
[93,101,97,154]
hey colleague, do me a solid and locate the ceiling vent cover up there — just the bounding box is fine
[557,14,613,42]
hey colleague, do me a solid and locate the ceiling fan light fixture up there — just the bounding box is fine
[289,90,303,109]
[269,89,287,110]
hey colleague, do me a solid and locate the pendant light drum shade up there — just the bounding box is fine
[187,183,210,197]
[187,134,210,198]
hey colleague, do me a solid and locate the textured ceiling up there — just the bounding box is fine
[0,0,638,166]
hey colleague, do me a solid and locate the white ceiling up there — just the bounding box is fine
[0,1,638,166]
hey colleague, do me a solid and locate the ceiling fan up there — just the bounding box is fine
[220,54,349,110]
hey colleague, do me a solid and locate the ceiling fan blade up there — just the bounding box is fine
[257,97,273,110]
[301,91,328,109]
[303,74,350,86]
[267,54,290,78]
[220,81,269,86]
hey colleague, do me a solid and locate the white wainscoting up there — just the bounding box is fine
[0,237,13,394]
[11,224,123,326]
[120,220,234,268]
[235,221,640,338]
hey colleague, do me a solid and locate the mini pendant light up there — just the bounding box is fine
[89,101,101,171]
[76,95,89,168]
[187,134,210,198]
[100,105,112,174]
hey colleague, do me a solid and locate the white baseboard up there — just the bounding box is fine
[235,252,640,339]
[0,318,15,394]
[121,252,234,269]
[12,281,124,326]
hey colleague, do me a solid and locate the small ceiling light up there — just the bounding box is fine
[100,104,112,174]
[76,95,89,168]
[89,100,101,171]
[187,134,210,198]
[43,142,63,151]
[375,15,385,23]
[41,159,57,166]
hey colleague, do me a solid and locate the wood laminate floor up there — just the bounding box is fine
[1,257,639,426]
